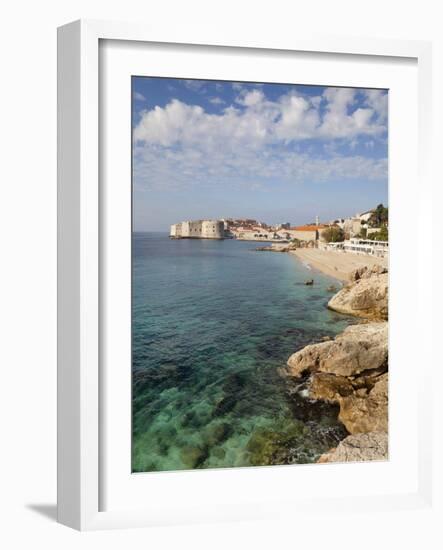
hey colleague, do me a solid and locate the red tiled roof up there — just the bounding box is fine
[290,225,327,231]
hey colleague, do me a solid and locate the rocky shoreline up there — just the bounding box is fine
[282,263,389,464]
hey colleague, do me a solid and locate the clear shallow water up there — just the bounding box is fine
[132,233,353,472]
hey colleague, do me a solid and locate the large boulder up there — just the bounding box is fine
[349,264,388,282]
[338,373,388,434]
[317,431,388,463]
[285,322,388,379]
[284,321,388,439]
[328,272,388,320]
[309,373,355,402]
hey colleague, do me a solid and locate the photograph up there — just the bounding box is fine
[4,1,438,543]
[131,76,389,473]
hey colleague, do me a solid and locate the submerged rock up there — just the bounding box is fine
[212,395,237,417]
[317,431,388,463]
[212,446,226,460]
[256,244,291,252]
[328,272,388,320]
[245,422,311,466]
[204,422,233,446]
[180,445,209,469]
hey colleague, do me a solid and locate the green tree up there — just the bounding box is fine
[369,204,389,227]
[321,226,345,243]
[369,226,388,241]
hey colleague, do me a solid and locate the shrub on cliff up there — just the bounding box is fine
[369,226,388,241]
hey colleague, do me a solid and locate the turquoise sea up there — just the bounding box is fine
[132,232,353,472]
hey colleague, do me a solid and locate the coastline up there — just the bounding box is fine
[280,249,389,464]
[289,248,388,282]
[133,234,354,471]
[133,235,388,468]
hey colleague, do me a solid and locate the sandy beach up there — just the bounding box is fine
[290,248,388,282]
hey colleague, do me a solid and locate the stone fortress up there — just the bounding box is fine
[170,219,225,239]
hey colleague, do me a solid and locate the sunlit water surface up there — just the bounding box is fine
[132,233,353,472]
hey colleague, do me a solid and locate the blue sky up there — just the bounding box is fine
[132,77,388,231]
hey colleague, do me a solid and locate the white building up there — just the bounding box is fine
[357,210,374,223]
[328,238,388,258]
[170,219,225,239]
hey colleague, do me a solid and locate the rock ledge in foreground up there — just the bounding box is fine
[317,432,388,463]
[328,272,388,320]
[285,322,388,379]
[283,322,388,437]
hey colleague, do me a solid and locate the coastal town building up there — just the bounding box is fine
[277,225,327,242]
[325,238,388,258]
[170,219,225,239]
[234,228,282,241]
[332,210,376,238]
[169,207,387,247]
[358,210,374,223]
[274,222,291,230]
[343,238,388,257]
[333,216,363,237]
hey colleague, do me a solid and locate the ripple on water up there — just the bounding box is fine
[132,234,354,472]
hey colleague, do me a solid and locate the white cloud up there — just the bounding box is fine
[209,96,225,105]
[133,91,146,101]
[274,94,320,140]
[133,86,388,191]
[183,80,206,92]
[318,88,384,139]
[133,140,387,193]
[134,99,269,149]
[363,89,388,123]
[135,87,387,149]
[135,133,387,191]
[235,89,265,107]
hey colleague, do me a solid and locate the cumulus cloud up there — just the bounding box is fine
[318,88,383,139]
[134,99,269,150]
[133,86,388,191]
[235,89,265,106]
[274,94,320,141]
[364,89,388,123]
[135,87,387,148]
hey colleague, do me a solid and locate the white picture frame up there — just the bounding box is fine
[57,19,434,531]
